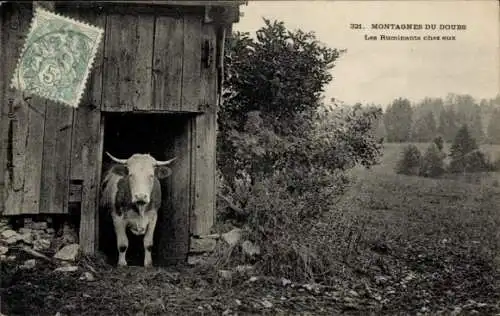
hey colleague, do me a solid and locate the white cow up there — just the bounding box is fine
[99,152,175,267]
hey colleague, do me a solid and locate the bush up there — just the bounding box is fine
[433,135,444,151]
[214,20,383,284]
[419,143,445,177]
[463,150,491,172]
[395,144,422,175]
[448,124,480,173]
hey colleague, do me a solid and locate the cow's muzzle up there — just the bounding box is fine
[133,193,149,205]
[131,226,146,235]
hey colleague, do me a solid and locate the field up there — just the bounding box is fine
[1,143,500,315]
[361,142,500,187]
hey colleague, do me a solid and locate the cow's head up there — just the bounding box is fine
[106,152,175,208]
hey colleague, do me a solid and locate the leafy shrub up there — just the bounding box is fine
[491,157,500,172]
[448,124,480,173]
[214,19,383,283]
[419,143,445,178]
[463,150,491,172]
[395,144,422,175]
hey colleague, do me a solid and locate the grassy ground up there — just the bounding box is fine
[1,142,499,315]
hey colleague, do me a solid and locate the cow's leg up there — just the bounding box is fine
[143,210,158,267]
[111,212,128,267]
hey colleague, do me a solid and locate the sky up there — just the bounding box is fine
[233,0,500,107]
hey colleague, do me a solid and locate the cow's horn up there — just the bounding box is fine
[106,152,127,164]
[155,157,176,166]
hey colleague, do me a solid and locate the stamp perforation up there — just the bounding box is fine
[9,6,104,108]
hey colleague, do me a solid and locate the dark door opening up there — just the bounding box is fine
[98,112,192,267]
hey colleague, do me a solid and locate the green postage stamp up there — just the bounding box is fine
[10,7,104,107]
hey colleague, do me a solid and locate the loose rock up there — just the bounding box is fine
[261,299,273,308]
[222,228,242,246]
[1,229,18,239]
[235,265,255,275]
[281,278,292,287]
[241,240,261,256]
[54,266,78,272]
[54,243,79,261]
[34,239,51,251]
[21,259,36,270]
[190,238,217,253]
[20,232,34,244]
[187,256,208,265]
[79,272,95,282]
[45,228,56,234]
[0,246,8,255]
[18,227,32,235]
[218,270,233,280]
[5,235,22,245]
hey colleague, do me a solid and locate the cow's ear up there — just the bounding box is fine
[112,165,128,176]
[156,166,172,179]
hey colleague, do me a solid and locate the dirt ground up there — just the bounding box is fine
[1,252,379,316]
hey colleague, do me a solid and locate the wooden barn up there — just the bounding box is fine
[0,1,244,265]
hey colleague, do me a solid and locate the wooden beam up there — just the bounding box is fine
[191,24,218,236]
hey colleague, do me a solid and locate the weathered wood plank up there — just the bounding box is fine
[2,3,36,215]
[102,14,154,112]
[59,9,106,254]
[61,9,105,179]
[59,8,105,113]
[71,105,102,253]
[181,15,202,112]
[20,96,47,215]
[191,24,218,235]
[153,15,183,111]
[39,103,74,214]
[16,2,54,215]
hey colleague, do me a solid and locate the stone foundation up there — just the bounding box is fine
[0,215,79,262]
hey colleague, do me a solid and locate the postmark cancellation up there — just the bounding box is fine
[10,7,104,108]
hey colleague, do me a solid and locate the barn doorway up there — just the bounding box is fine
[99,112,194,267]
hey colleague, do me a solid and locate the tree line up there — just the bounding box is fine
[374,94,500,144]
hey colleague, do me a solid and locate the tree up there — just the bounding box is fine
[487,108,500,144]
[220,19,341,136]
[384,98,413,142]
[433,135,444,151]
[411,112,436,142]
[395,144,421,175]
[419,143,445,178]
[449,124,479,173]
[469,105,484,143]
[218,19,382,184]
[218,19,344,180]
[437,107,459,142]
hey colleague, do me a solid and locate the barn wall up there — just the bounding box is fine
[1,2,230,257]
[1,3,50,216]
